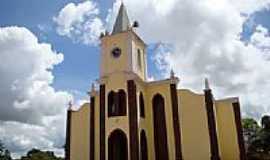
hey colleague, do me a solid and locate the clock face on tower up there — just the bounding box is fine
[111,47,121,58]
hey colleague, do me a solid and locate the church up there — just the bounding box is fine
[65,3,246,160]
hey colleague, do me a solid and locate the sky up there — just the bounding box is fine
[0,0,270,158]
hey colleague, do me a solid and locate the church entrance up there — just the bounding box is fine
[152,94,169,160]
[108,129,128,160]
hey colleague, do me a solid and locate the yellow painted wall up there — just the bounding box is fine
[215,99,240,160]
[70,81,242,160]
[136,80,150,160]
[145,81,176,160]
[99,74,179,160]
[131,33,147,80]
[100,32,129,77]
[70,103,90,160]
[101,73,130,160]
[100,31,146,81]
[178,89,211,160]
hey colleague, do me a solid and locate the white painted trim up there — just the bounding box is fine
[144,48,148,80]
[127,32,133,72]
[216,97,239,103]
[100,41,105,78]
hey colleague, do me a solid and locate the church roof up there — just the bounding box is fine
[112,3,130,34]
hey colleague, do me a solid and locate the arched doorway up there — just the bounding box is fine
[140,130,148,160]
[108,129,128,160]
[152,94,169,160]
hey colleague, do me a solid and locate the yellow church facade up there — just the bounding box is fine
[65,3,246,160]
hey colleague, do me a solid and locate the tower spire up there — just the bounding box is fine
[112,2,130,34]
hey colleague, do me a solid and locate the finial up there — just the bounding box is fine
[68,101,73,110]
[100,32,105,38]
[170,69,175,79]
[88,82,97,97]
[91,83,96,92]
[132,21,139,28]
[205,78,210,90]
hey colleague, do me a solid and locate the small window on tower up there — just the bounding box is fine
[108,90,127,117]
[108,91,116,117]
[137,49,142,70]
[111,47,121,58]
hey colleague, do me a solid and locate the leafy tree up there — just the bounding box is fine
[242,118,261,146]
[20,149,63,160]
[262,115,270,130]
[243,118,260,132]
[0,140,12,160]
[247,115,270,160]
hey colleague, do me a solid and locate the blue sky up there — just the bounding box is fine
[242,8,270,41]
[0,0,269,101]
[0,0,165,101]
[0,0,270,157]
[1,1,84,96]
[0,0,109,99]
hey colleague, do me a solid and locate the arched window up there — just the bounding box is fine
[152,94,169,160]
[139,93,145,118]
[137,49,142,70]
[108,129,128,160]
[140,130,148,160]
[108,91,116,117]
[108,90,127,117]
[118,90,127,116]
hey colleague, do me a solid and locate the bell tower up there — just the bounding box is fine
[97,3,147,160]
[100,3,147,81]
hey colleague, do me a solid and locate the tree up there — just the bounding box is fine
[242,118,260,148]
[262,115,270,130]
[0,140,12,160]
[247,115,270,160]
[242,118,260,132]
[20,149,63,160]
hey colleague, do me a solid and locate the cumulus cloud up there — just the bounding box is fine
[2,0,269,157]
[53,1,105,45]
[0,26,72,157]
[107,0,270,119]
[251,25,270,53]
[0,120,65,158]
